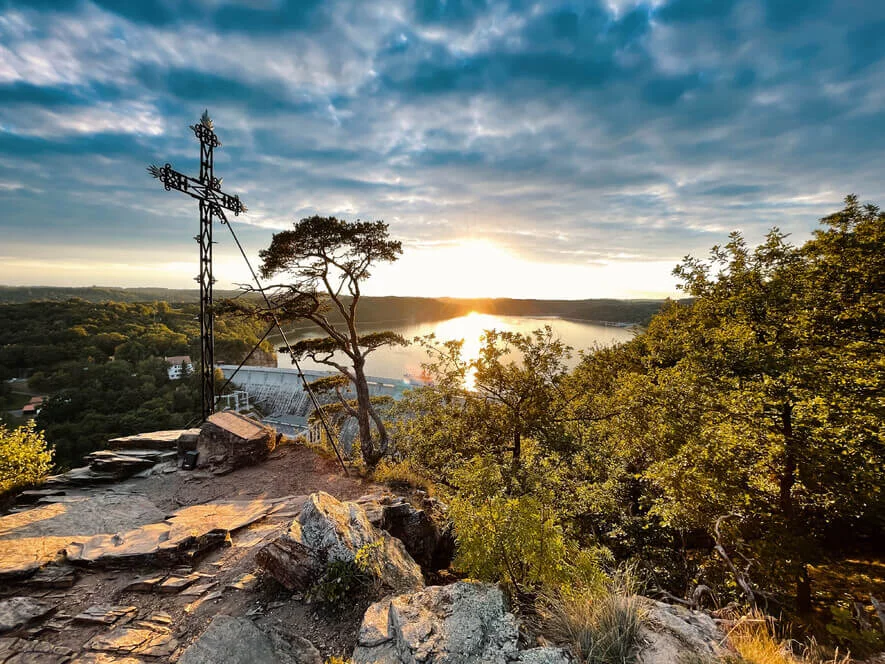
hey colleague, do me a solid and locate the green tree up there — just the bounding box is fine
[561,196,884,609]
[249,215,405,467]
[396,326,574,495]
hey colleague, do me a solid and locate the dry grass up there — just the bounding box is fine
[724,612,852,664]
[537,568,646,664]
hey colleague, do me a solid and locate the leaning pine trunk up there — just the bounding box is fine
[352,361,379,467]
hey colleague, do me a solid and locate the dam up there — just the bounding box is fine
[217,365,415,439]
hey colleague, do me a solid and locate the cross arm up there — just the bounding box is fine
[148,163,247,215]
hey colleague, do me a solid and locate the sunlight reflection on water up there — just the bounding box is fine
[275,312,635,382]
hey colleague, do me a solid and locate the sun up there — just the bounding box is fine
[409,239,528,299]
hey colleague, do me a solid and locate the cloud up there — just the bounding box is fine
[0,0,884,296]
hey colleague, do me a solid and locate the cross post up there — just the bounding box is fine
[148,111,247,421]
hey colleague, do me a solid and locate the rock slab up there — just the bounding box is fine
[179,615,321,664]
[256,491,424,593]
[352,581,571,664]
[67,498,284,567]
[0,637,73,663]
[0,597,56,634]
[109,428,200,451]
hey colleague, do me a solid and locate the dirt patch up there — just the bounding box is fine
[140,442,373,512]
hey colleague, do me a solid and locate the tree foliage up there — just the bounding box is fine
[0,421,53,495]
[397,196,884,613]
[246,215,405,467]
[0,299,274,467]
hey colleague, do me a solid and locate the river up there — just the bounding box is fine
[273,312,636,382]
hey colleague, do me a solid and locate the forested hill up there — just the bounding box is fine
[0,287,667,325]
[0,286,239,304]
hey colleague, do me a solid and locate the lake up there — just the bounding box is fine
[274,312,636,382]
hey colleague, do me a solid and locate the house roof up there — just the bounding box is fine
[165,356,193,365]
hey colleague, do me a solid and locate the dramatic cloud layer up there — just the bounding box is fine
[1,0,883,297]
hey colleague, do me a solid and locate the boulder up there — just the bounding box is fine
[352,581,571,664]
[256,491,424,593]
[637,600,724,664]
[197,412,276,470]
[179,615,321,664]
[355,493,455,571]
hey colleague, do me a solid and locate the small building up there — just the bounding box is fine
[165,355,194,380]
[21,396,44,416]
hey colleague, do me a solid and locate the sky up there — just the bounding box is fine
[1,0,884,299]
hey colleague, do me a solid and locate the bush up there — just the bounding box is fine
[0,421,53,496]
[537,567,646,664]
[373,459,433,493]
[450,491,568,591]
[308,558,370,606]
[307,540,385,605]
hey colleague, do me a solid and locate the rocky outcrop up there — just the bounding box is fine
[0,493,167,579]
[0,637,73,663]
[637,600,725,664]
[256,491,424,593]
[42,448,179,487]
[355,493,455,572]
[179,615,321,664]
[352,581,571,664]
[197,412,276,471]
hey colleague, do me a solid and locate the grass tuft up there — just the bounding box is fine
[724,611,852,664]
[537,567,646,664]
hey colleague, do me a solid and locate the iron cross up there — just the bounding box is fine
[148,110,246,421]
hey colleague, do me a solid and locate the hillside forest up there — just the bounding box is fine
[382,196,883,654]
[0,300,275,466]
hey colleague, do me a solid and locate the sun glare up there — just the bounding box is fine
[433,311,515,390]
[366,238,680,299]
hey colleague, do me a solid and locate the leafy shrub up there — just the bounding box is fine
[0,421,53,495]
[537,567,645,664]
[451,491,568,591]
[308,558,370,605]
[824,604,885,657]
[308,540,385,605]
[446,457,572,591]
[373,459,433,493]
